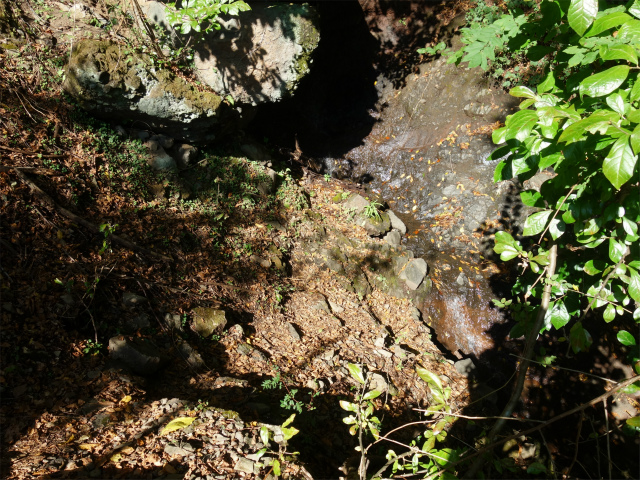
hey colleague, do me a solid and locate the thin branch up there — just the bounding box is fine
[413,409,545,423]
[425,374,640,480]
[604,400,612,480]
[509,354,618,383]
[565,412,583,478]
[580,245,629,321]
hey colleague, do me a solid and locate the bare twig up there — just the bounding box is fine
[604,400,612,480]
[424,374,640,480]
[510,354,618,383]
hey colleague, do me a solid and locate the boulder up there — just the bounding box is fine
[398,258,427,290]
[191,307,227,338]
[194,3,320,105]
[356,211,391,236]
[63,40,244,144]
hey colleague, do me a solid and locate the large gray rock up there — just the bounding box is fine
[398,258,427,290]
[356,211,391,236]
[63,40,243,143]
[194,3,320,105]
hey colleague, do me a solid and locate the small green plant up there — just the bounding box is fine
[98,222,118,255]
[82,339,103,355]
[280,389,304,414]
[324,173,332,183]
[363,200,383,220]
[194,399,209,411]
[262,367,283,390]
[54,277,74,293]
[417,41,446,57]
[254,414,299,477]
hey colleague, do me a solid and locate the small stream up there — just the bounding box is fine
[325,56,522,357]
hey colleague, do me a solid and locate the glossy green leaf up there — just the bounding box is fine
[618,19,640,42]
[568,0,598,36]
[520,190,544,207]
[272,459,281,476]
[416,366,443,391]
[362,389,382,401]
[599,44,638,65]
[603,136,637,189]
[510,86,537,99]
[499,245,519,261]
[549,300,571,329]
[609,237,627,263]
[629,269,640,301]
[495,230,516,245]
[505,110,539,141]
[347,363,365,384]
[584,259,605,275]
[558,110,619,143]
[537,71,556,94]
[631,124,640,155]
[570,322,593,353]
[603,303,616,322]
[631,0,640,19]
[549,218,566,239]
[523,210,552,236]
[585,11,632,37]
[579,65,630,98]
[623,217,639,236]
[606,93,627,116]
[617,330,637,346]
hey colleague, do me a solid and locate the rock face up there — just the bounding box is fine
[63,40,243,143]
[194,3,320,105]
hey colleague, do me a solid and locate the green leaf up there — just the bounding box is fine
[497,245,519,261]
[623,217,639,236]
[523,210,552,236]
[347,363,365,384]
[609,237,627,263]
[603,136,637,189]
[618,19,640,42]
[260,426,270,445]
[568,0,598,36]
[558,110,619,143]
[627,416,640,428]
[495,230,516,245]
[579,65,630,98]
[585,12,632,37]
[282,413,296,428]
[505,110,539,141]
[510,86,537,99]
[629,269,640,301]
[549,300,571,329]
[537,72,556,94]
[416,366,443,391]
[630,124,640,155]
[272,459,281,476]
[549,218,566,240]
[617,330,637,346]
[600,44,638,65]
[520,190,544,207]
[160,416,196,436]
[570,322,593,353]
[362,389,382,401]
[631,0,640,19]
[603,303,616,322]
[606,93,627,116]
[340,400,357,412]
[584,259,606,275]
